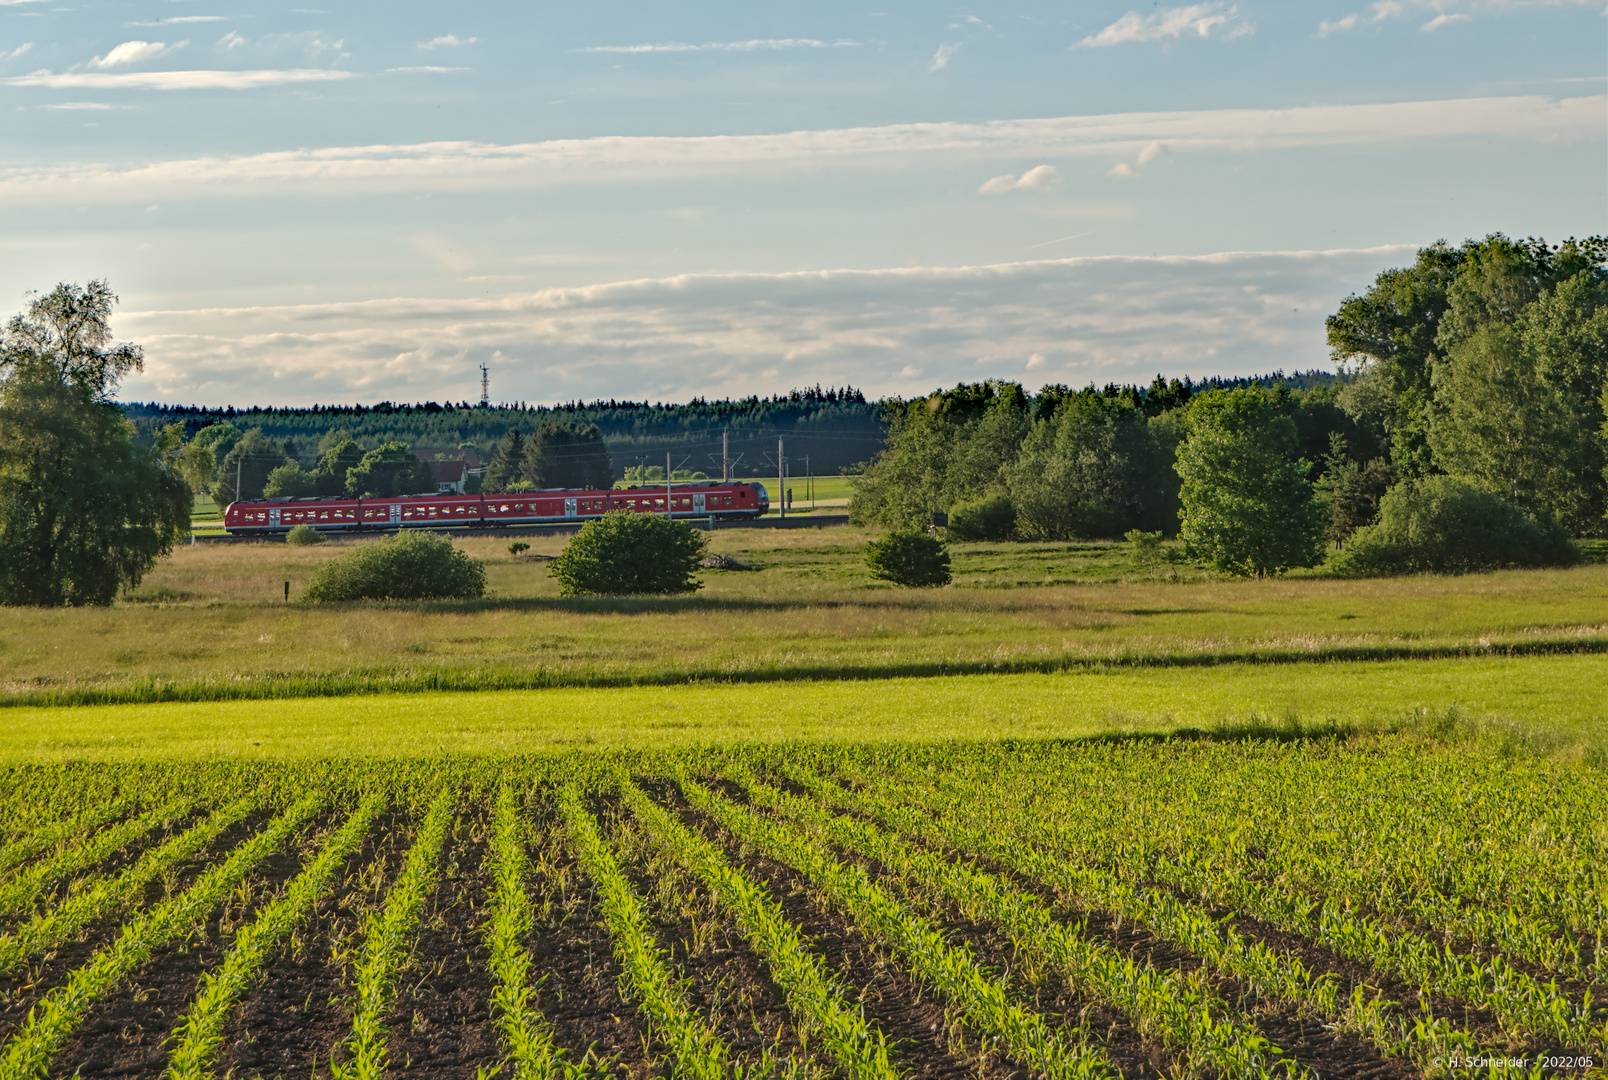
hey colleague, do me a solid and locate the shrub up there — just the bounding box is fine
[549,512,706,596]
[507,541,530,557]
[284,523,326,546]
[865,530,951,587]
[302,531,486,601]
[1125,528,1163,567]
[946,492,1016,541]
[1329,475,1579,577]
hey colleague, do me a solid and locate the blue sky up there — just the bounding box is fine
[1,0,1603,405]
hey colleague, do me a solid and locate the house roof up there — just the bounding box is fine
[415,446,483,470]
[428,460,467,484]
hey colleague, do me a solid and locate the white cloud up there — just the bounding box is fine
[978,163,1060,193]
[388,66,467,73]
[41,100,123,109]
[1318,0,1598,36]
[0,94,1597,203]
[419,34,477,49]
[130,16,225,26]
[217,31,246,50]
[579,38,860,54]
[1,42,31,61]
[1108,139,1167,177]
[0,0,47,6]
[1076,4,1252,47]
[2,68,355,89]
[88,40,184,68]
[112,246,1417,405]
[929,42,960,70]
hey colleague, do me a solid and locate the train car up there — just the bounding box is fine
[223,481,770,535]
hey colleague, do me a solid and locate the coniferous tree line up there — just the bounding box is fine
[126,385,883,482]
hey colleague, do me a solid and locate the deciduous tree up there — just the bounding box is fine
[1176,389,1326,578]
[0,282,190,606]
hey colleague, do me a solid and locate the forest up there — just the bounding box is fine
[850,234,1608,571]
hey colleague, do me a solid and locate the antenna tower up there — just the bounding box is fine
[479,364,490,407]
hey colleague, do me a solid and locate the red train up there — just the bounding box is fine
[223,481,771,535]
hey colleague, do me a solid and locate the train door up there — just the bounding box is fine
[564,498,578,518]
[693,493,706,514]
[269,508,281,528]
[389,504,401,525]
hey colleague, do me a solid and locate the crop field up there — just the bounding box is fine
[0,738,1600,1079]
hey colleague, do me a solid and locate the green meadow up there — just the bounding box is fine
[2,527,1605,707]
[5,653,1605,762]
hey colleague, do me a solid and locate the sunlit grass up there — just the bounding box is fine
[2,654,1603,762]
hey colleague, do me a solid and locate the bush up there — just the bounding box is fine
[1329,475,1579,577]
[302,531,486,601]
[507,541,530,557]
[549,512,706,596]
[284,523,326,546]
[865,531,951,587]
[1125,528,1163,567]
[946,492,1016,541]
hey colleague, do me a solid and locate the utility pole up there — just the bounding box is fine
[777,437,785,520]
[804,454,811,508]
[480,364,490,407]
[666,451,673,516]
[722,429,729,482]
[236,454,243,504]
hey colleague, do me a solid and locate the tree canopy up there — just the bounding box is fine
[1175,389,1327,578]
[0,282,189,606]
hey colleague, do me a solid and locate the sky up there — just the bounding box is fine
[1,1,1603,407]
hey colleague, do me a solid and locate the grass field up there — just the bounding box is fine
[0,740,1599,1078]
[1,654,1603,762]
[5,527,1604,706]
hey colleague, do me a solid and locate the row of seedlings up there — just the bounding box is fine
[730,765,1310,1080]
[675,773,1121,1079]
[0,792,323,1078]
[836,750,1602,1067]
[163,793,388,1080]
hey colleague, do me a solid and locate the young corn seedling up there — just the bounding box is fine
[620,779,900,1080]
[0,793,322,1080]
[162,793,386,1080]
[331,788,456,1080]
[557,783,739,1080]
